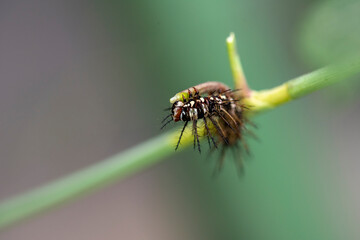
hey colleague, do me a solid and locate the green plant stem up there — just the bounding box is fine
[226,32,250,97]
[0,131,178,230]
[244,58,360,113]
[288,59,360,98]
[1,37,360,232]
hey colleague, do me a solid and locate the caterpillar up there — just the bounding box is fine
[162,82,250,160]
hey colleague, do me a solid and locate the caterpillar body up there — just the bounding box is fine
[162,82,249,151]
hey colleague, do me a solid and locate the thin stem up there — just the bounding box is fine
[244,57,360,114]
[288,59,360,98]
[0,128,194,230]
[226,32,250,97]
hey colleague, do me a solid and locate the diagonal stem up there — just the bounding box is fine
[244,57,360,114]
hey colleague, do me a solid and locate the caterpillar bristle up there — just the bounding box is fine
[162,81,256,173]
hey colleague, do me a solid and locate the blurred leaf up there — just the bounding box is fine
[298,0,360,67]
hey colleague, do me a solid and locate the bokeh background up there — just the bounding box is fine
[1,0,360,239]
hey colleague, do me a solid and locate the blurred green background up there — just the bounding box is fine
[1,0,360,239]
